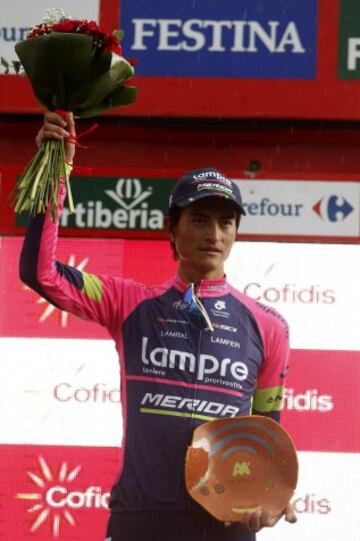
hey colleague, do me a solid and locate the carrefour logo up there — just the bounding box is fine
[15,456,109,537]
[121,0,318,79]
[312,196,354,222]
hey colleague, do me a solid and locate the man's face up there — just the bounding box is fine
[172,197,238,281]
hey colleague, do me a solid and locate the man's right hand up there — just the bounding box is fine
[35,111,76,164]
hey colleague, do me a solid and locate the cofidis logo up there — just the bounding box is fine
[16,455,109,537]
[121,0,318,79]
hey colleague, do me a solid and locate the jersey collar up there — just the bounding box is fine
[172,273,230,297]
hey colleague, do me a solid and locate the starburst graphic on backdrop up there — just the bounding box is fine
[24,254,89,327]
[24,359,86,429]
[16,455,81,537]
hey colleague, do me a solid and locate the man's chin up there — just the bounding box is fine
[196,260,224,277]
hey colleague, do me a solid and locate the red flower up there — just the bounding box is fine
[103,33,122,56]
[53,20,82,33]
[27,23,52,39]
[27,18,123,56]
[105,43,122,55]
[128,57,138,67]
[84,20,101,33]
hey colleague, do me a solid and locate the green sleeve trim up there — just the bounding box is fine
[252,385,284,413]
[82,272,103,302]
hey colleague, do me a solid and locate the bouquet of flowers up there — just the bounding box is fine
[11,8,137,220]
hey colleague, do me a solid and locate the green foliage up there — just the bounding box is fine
[14,33,137,115]
[112,29,124,42]
[12,60,22,74]
[0,57,24,75]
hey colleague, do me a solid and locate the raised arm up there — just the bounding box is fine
[35,110,77,165]
[19,112,120,332]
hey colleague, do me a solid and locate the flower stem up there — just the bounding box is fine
[11,138,76,222]
[30,143,50,201]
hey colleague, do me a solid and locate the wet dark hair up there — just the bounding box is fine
[167,206,182,261]
[167,204,241,261]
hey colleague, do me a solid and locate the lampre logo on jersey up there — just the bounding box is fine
[141,336,249,385]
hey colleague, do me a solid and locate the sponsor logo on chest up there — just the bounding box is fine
[141,336,248,383]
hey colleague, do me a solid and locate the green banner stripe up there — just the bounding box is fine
[338,0,360,79]
[140,408,216,422]
[15,176,177,231]
[252,385,284,413]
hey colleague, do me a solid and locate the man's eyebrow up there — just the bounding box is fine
[188,209,207,217]
[220,211,237,218]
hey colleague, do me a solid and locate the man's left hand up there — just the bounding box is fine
[239,502,297,533]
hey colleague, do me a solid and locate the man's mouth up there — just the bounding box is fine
[200,247,222,254]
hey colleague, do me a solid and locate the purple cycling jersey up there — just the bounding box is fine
[20,182,290,514]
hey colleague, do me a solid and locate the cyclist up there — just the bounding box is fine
[20,111,297,540]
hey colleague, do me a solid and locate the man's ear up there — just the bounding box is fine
[164,216,175,240]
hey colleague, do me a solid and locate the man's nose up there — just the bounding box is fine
[205,220,222,242]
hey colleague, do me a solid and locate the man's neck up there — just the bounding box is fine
[177,263,225,284]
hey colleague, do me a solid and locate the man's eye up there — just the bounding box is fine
[192,217,205,224]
